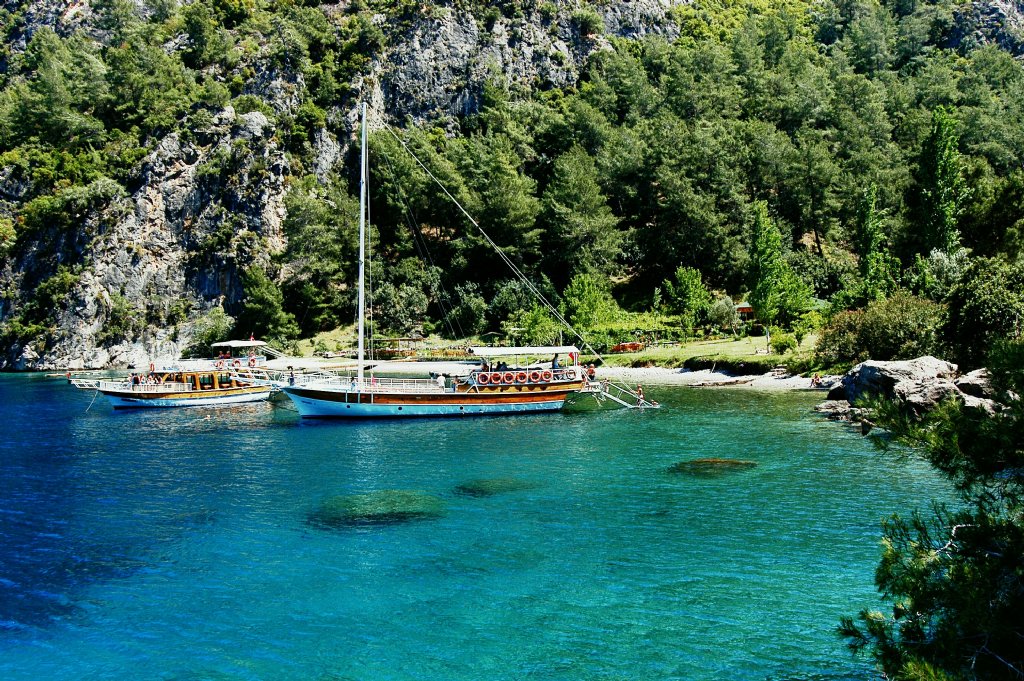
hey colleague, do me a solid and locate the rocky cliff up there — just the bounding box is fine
[0,0,684,369]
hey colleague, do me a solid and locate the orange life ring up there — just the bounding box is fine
[477,372,490,385]
[529,370,541,383]
[516,371,528,383]
[215,360,225,369]
[248,357,257,367]
[233,359,242,368]
[564,369,577,380]
[541,370,553,382]
[503,371,515,384]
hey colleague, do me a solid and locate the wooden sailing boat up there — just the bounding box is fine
[70,340,273,408]
[279,104,593,418]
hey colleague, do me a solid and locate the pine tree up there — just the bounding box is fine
[541,145,621,286]
[664,266,711,337]
[840,340,1024,681]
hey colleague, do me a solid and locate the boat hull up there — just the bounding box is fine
[282,384,581,418]
[102,387,272,409]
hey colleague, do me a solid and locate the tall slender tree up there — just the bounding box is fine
[918,107,971,253]
[749,202,787,325]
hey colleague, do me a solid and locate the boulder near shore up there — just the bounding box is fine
[817,356,998,421]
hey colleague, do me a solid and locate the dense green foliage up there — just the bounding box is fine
[816,290,944,366]
[0,0,1023,359]
[840,339,1024,680]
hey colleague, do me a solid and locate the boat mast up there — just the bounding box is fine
[357,102,367,385]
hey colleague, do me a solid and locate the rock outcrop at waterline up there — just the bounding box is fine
[816,356,1000,422]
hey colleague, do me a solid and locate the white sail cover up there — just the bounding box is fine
[468,346,580,357]
[211,340,268,348]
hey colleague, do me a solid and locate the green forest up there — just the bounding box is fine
[1,0,1023,371]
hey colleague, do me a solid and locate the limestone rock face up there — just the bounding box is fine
[380,0,684,123]
[12,108,291,370]
[950,0,1024,56]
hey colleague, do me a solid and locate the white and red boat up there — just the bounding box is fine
[281,346,590,418]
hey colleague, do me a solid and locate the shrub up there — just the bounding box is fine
[0,216,15,257]
[815,291,944,368]
[182,306,234,358]
[97,292,143,344]
[815,310,864,368]
[770,332,797,354]
[572,7,604,36]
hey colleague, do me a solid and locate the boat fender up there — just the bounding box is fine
[149,362,155,372]
[516,371,528,383]
[248,357,257,368]
[477,372,490,385]
[529,370,541,383]
[503,371,515,384]
[541,370,553,382]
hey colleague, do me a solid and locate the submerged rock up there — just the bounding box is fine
[453,477,538,497]
[667,458,758,477]
[309,490,446,527]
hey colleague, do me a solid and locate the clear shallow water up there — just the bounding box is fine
[0,375,949,680]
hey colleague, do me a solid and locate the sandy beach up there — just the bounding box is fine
[267,357,834,392]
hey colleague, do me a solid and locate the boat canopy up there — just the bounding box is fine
[211,340,268,348]
[468,345,580,357]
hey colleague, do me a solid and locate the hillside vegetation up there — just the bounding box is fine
[0,0,1022,371]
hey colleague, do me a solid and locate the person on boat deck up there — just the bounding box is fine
[497,360,508,371]
[435,374,446,390]
[586,364,597,380]
[551,354,560,369]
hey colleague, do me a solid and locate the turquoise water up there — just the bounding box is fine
[0,374,948,680]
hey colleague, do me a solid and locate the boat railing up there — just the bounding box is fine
[82,380,198,394]
[299,375,447,393]
[469,365,585,384]
[166,356,267,372]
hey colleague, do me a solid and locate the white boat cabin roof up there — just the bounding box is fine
[211,340,268,348]
[469,345,580,358]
